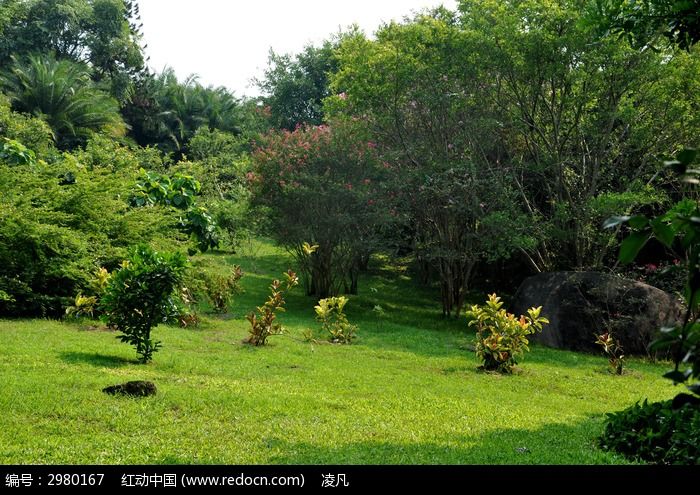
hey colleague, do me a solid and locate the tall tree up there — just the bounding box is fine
[0,0,145,101]
[330,0,699,313]
[257,40,339,130]
[458,0,697,270]
[329,9,532,316]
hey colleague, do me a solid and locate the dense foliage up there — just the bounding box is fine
[0,0,145,101]
[328,0,698,313]
[607,149,700,398]
[101,245,188,363]
[0,104,177,317]
[130,169,219,252]
[1,54,126,148]
[595,0,700,49]
[125,69,242,155]
[600,399,700,464]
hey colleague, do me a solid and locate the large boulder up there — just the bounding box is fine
[510,271,682,355]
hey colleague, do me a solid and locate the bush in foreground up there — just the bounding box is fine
[600,399,700,465]
[101,245,188,363]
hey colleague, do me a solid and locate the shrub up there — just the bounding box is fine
[595,331,626,375]
[65,294,98,319]
[101,245,188,363]
[130,169,201,209]
[130,169,219,253]
[179,205,219,253]
[600,399,700,464]
[66,267,111,320]
[203,265,243,313]
[0,137,36,166]
[0,95,55,155]
[466,294,549,373]
[315,296,357,344]
[245,270,298,346]
[0,135,182,318]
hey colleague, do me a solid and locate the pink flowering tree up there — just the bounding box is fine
[251,119,390,297]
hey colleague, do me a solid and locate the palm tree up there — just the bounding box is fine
[121,67,241,155]
[1,54,126,148]
[153,68,241,154]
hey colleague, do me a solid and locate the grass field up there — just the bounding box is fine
[0,241,677,464]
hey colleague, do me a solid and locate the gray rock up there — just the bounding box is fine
[510,271,682,355]
[103,381,157,397]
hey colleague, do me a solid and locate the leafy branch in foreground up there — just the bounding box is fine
[605,148,700,398]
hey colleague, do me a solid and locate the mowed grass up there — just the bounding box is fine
[0,240,677,464]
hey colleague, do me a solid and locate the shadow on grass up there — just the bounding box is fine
[59,351,136,368]
[264,417,616,465]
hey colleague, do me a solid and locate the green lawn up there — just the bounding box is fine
[0,241,676,464]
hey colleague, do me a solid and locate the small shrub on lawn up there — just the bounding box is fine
[245,270,298,346]
[600,399,700,464]
[595,331,625,375]
[101,245,188,363]
[466,293,549,373]
[315,296,357,344]
[65,294,99,319]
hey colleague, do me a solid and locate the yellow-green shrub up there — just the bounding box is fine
[467,294,549,373]
[315,296,357,344]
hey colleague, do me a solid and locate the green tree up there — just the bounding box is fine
[251,119,389,297]
[257,41,339,130]
[1,54,125,148]
[456,0,692,271]
[329,10,533,315]
[593,0,700,49]
[101,245,188,363]
[0,0,145,101]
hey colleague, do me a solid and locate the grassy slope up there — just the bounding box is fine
[0,240,676,464]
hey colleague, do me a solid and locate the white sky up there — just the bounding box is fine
[138,0,458,98]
